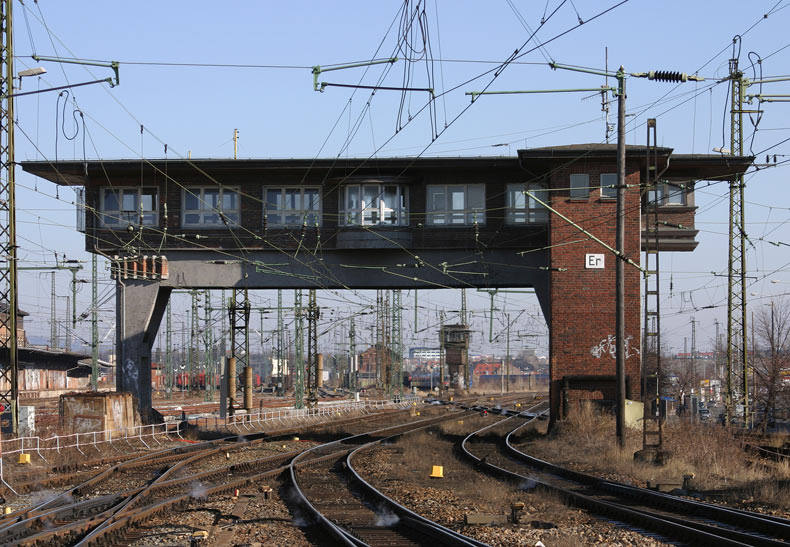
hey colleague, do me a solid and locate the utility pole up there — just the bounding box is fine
[461,288,469,389]
[691,316,697,389]
[179,319,186,396]
[294,289,304,408]
[64,296,70,351]
[220,289,227,360]
[91,253,98,390]
[204,290,213,401]
[50,273,56,348]
[349,317,356,394]
[190,290,199,394]
[277,288,283,395]
[165,301,172,399]
[392,289,402,395]
[726,45,751,427]
[615,66,627,448]
[306,288,319,407]
[714,319,720,380]
[506,313,511,393]
[439,310,445,396]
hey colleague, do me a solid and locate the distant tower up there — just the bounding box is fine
[441,324,471,391]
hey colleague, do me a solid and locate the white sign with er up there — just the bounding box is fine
[585,253,604,269]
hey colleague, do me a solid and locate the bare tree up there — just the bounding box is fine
[753,297,790,432]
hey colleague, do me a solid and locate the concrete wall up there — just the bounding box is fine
[60,392,137,434]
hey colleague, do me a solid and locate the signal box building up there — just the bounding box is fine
[22,145,752,422]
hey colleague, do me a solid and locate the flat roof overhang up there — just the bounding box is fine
[517,144,752,181]
[20,156,522,187]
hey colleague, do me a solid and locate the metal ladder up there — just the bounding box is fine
[642,118,663,452]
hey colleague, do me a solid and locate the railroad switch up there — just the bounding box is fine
[510,502,525,524]
[261,485,272,500]
[190,530,209,545]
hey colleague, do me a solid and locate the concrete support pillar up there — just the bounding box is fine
[116,280,171,422]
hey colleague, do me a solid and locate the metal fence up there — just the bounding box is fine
[0,396,416,490]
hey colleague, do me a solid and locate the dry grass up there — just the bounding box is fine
[520,402,790,511]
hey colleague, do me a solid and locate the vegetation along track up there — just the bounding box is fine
[461,408,790,546]
[287,406,505,546]
[0,405,418,545]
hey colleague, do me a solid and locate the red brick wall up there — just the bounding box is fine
[548,160,642,418]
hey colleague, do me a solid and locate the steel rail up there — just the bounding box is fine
[458,409,784,546]
[0,406,414,544]
[289,407,487,546]
[343,405,546,546]
[503,424,790,543]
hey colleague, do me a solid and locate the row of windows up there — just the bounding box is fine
[570,174,688,205]
[98,180,687,229]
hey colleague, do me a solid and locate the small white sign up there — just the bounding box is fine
[585,253,605,269]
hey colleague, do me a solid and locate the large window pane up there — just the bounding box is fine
[222,190,238,210]
[449,186,465,210]
[140,189,157,212]
[600,173,617,198]
[570,174,589,199]
[184,192,200,211]
[666,183,684,204]
[284,188,299,210]
[103,189,119,211]
[266,189,281,210]
[347,185,359,210]
[304,189,319,211]
[204,189,219,210]
[363,185,378,209]
[430,188,445,211]
[467,185,484,210]
[121,190,137,212]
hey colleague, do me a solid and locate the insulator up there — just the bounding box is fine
[648,70,688,83]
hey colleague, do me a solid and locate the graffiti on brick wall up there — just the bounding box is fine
[590,334,640,359]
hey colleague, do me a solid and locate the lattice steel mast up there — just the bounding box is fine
[294,289,304,409]
[727,51,750,426]
[0,0,19,431]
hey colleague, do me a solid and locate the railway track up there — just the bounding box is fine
[288,408,488,546]
[0,404,421,546]
[0,394,527,545]
[461,408,790,547]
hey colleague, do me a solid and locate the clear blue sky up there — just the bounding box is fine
[10,1,790,360]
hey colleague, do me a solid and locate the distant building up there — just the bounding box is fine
[472,362,501,384]
[409,347,441,360]
[0,301,29,347]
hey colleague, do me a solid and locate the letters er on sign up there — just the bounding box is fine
[585,253,604,269]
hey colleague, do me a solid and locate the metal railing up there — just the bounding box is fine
[0,396,417,488]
